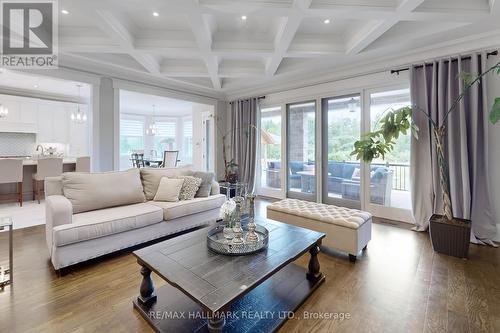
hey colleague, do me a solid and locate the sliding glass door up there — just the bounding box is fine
[286,101,316,201]
[321,95,361,209]
[366,88,412,222]
[259,106,283,197]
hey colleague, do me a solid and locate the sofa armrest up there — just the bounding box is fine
[45,176,63,196]
[45,195,73,255]
[211,180,221,195]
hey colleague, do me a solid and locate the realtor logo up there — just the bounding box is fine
[1,0,58,68]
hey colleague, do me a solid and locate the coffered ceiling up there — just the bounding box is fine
[57,0,500,96]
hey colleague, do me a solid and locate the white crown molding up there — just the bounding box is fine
[59,54,225,100]
[0,86,87,104]
[224,30,500,101]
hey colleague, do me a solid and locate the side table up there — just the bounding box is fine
[0,216,13,290]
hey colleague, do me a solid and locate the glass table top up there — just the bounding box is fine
[0,216,13,228]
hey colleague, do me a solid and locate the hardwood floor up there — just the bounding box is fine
[1,200,499,333]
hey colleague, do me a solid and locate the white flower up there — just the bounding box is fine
[220,199,236,219]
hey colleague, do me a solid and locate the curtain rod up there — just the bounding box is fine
[391,50,498,75]
[229,96,265,104]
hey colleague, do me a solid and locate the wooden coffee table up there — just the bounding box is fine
[132,217,325,333]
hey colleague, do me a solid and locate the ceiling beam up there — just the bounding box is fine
[346,0,425,55]
[94,10,161,75]
[185,10,222,90]
[265,0,312,76]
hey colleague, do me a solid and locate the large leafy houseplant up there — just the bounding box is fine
[212,114,257,183]
[351,60,500,256]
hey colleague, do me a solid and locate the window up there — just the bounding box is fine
[154,120,177,153]
[120,118,144,156]
[369,88,411,209]
[260,106,282,191]
[287,101,316,199]
[183,118,193,164]
[322,95,361,206]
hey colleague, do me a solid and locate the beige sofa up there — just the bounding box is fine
[44,167,226,270]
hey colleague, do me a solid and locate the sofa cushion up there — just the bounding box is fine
[177,176,202,200]
[154,177,184,202]
[140,167,194,200]
[150,194,226,220]
[193,171,215,198]
[52,202,163,246]
[341,164,357,179]
[371,167,387,183]
[62,169,146,214]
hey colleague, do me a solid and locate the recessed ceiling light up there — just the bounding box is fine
[34,84,39,88]
[61,9,69,15]
[241,15,247,20]
[324,19,330,24]
[153,12,159,17]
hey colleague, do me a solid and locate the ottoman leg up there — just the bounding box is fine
[363,245,368,251]
[349,254,357,263]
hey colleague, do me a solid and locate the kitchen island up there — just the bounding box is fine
[0,157,77,202]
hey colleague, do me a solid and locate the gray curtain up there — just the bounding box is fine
[410,52,497,245]
[230,98,258,192]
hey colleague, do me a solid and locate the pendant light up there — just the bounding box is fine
[348,97,358,113]
[147,104,158,136]
[71,84,87,123]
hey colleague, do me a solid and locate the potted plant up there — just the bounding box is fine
[352,61,500,258]
[211,114,258,184]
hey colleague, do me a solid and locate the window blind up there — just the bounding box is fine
[156,121,176,137]
[183,120,192,137]
[120,119,144,136]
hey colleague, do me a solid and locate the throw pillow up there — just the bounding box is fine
[153,177,185,202]
[177,176,202,200]
[193,171,215,197]
[352,168,361,181]
[139,167,194,200]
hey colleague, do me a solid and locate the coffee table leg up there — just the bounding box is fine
[138,264,157,306]
[306,242,323,281]
[207,312,225,333]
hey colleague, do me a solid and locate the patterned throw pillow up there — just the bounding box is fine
[177,176,202,200]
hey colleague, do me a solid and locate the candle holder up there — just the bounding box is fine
[245,194,259,243]
[231,197,244,244]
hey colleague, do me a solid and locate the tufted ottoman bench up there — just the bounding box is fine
[267,199,372,262]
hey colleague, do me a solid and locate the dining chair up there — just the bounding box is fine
[75,156,91,172]
[33,158,63,204]
[161,150,179,168]
[0,159,24,206]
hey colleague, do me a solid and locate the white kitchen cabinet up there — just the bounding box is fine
[68,105,89,156]
[20,101,38,124]
[37,104,54,142]
[0,94,89,155]
[52,105,69,142]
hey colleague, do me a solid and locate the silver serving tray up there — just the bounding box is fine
[207,224,269,256]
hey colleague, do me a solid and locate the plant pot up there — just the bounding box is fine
[429,214,471,258]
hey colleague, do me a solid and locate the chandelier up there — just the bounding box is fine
[71,84,87,123]
[0,104,8,118]
[146,104,158,136]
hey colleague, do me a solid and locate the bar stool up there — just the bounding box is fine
[0,159,24,206]
[33,158,63,204]
[75,156,91,172]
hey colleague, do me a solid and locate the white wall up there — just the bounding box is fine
[487,55,500,241]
